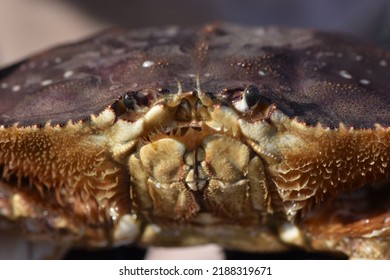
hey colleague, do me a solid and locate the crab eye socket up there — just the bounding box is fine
[123,91,150,110]
[233,85,261,113]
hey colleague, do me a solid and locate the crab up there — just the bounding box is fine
[0,22,390,259]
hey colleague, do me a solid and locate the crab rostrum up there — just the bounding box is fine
[1,23,390,259]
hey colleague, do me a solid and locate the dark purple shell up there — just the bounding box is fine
[0,23,389,128]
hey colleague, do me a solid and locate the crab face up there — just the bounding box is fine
[1,23,390,259]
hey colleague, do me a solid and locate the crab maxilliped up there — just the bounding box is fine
[0,23,390,259]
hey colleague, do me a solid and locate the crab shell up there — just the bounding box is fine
[1,23,390,259]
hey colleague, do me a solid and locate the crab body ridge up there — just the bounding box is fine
[1,23,390,259]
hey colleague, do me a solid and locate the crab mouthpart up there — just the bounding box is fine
[126,93,272,224]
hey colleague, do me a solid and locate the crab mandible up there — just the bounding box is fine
[1,23,390,259]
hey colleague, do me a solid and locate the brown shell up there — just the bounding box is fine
[1,23,389,128]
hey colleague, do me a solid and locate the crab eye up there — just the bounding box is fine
[123,91,136,110]
[244,85,261,108]
[233,85,261,112]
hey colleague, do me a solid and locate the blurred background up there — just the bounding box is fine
[1,0,390,68]
[0,0,389,259]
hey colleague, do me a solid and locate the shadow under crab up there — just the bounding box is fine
[0,23,390,259]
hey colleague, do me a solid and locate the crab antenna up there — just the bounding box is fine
[196,75,213,106]
[167,80,184,106]
[177,79,183,95]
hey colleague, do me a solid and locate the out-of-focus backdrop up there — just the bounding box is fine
[0,0,389,259]
[1,0,390,68]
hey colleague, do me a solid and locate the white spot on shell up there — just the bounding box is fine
[188,73,196,78]
[54,57,62,63]
[1,83,7,89]
[142,60,154,68]
[380,60,387,67]
[41,79,52,86]
[258,70,266,76]
[359,79,370,85]
[204,73,211,77]
[12,85,21,92]
[355,55,363,61]
[28,62,36,68]
[63,70,74,78]
[339,70,352,79]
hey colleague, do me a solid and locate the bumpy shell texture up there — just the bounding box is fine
[0,24,389,128]
[1,23,390,259]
